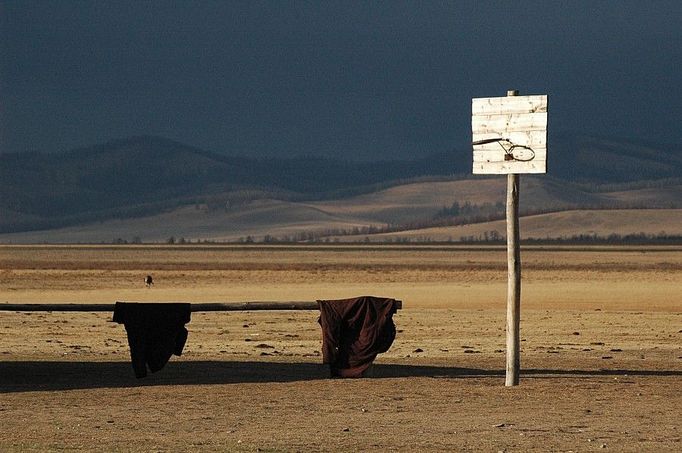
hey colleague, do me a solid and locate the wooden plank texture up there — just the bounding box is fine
[473,159,547,174]
[472,95,547,115]
[472,94,548,175]
[473,147,547,161]
[473,130,547,146]
[472,111,547,133]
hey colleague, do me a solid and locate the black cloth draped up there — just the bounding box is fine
[113,302,191,378]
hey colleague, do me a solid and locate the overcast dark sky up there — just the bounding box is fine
[1,1,681,160]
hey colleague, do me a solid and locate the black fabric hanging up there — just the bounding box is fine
[113,302,191,378]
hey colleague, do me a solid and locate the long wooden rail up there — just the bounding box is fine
[0,300,402,312]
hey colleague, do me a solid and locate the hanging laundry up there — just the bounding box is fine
[318,296,399,378]
[113,302,191,378]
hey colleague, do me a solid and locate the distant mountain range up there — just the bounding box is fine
[0,136,461,233]
[1,134,681,238]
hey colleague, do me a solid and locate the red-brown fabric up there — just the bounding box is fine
[317,296,398,378]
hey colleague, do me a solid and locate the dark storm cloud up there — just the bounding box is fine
[1,1,681,159]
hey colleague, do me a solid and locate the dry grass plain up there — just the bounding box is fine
[0,245,681,452]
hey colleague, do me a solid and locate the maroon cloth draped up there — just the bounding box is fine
[318,296,398,378]
[113,302,191,378]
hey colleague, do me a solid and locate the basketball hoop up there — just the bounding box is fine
[471,137,535,162]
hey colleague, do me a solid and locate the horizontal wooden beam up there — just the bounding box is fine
[192,301,320,311]
[0,300,402,312]
[0,303,114,312]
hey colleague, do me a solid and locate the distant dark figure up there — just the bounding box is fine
[145,275,153,288]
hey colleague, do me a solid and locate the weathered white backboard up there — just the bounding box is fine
[472,94,548,174]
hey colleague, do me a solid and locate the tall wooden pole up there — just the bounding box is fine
[505,89,521,386]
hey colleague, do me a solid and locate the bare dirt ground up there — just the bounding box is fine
[1,245,680,452]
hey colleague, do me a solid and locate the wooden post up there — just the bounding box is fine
[505,89,521,386]
[473,89,547,386]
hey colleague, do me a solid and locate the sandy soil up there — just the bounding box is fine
[0,245,681,451]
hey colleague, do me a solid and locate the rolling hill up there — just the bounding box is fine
[334,209,682,243]
[550,134,682,183]
[1,178,681,244]
[1,134,681,243]
[0,136,462,234]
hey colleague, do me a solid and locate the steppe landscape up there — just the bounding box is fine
[1,245,680,451]
[4,2,682,452]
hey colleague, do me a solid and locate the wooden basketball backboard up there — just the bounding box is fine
[472,94,548,174]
